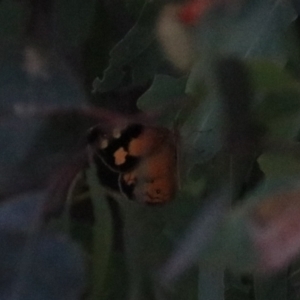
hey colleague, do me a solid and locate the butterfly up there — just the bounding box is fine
[87,122,178,205]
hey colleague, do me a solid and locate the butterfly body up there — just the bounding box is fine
[88,123,178,204]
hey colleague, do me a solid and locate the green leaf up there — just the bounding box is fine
[267,114,300,139]
[131,42,165,87]
[163,184,207,245]
[180,177,207,198]
[180,93,225,165]
[201,209,257,272]
[138,75,187,110]
[137,74,187,126]
[285,19,300,79]
[84,1,120,87]
[257,90,300,139]
[246,60,300,139]
[101,251,129,300]
[184,0,297,150]
[195,0,295,60]
[247,60,299,92]
[86,164,113,300]
[184,1,296,139]
[247,60,300,123]
[118,199,170,300]
[256,90,300,120]
[96,1,161,92]
[258,153,300,179]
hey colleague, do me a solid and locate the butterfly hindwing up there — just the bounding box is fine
[88,123,178,204]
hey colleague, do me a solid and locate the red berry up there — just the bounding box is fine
[178,0,214,25]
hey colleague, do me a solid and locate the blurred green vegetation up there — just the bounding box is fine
[3,0,300,300]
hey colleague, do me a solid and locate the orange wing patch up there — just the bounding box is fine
[128,127,169,157]
[114,147,128,165]
[122,134,177,204]
[88,123,178,204]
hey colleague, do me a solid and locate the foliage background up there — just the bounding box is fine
[2,0,300,300]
